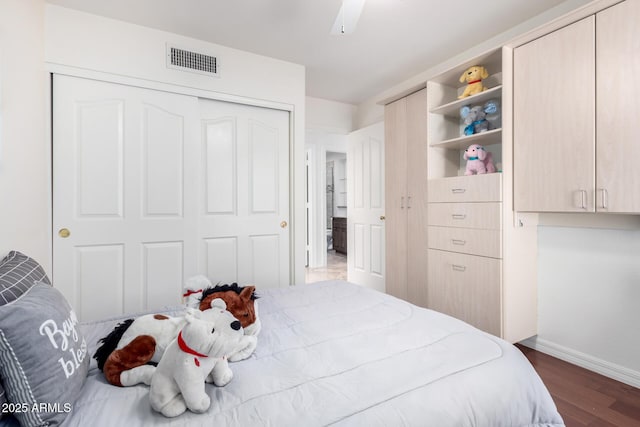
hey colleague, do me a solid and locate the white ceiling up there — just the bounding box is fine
[47,0,577,105]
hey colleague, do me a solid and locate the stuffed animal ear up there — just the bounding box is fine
[463,148,469,160]
[459,70,468,83]
[477,146,487,160]
[480,66,489,79]
[484,99,498,115]
[460,106,470,119]
[210,298,227,310]
[239,286,256,302]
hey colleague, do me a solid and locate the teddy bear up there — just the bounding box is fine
[464,144,496,175]
[458,65,489,99]
[149,300,246,418]
[183,276,261,362]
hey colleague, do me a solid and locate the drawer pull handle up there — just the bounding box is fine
[451,214,466,220]
[451,188,466,194]
[451,239,466,245]
[452,264,466,272]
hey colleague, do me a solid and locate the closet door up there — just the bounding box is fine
[513,17,595,212]
[596,1,640,213]
[405,89,428,307]
[53,76,200,321]
[384,98,408,300]
[199,99,290,289]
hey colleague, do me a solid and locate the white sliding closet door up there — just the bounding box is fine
[53,75,200,321]
[199,99,290,289]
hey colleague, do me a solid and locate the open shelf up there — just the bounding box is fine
[430,128,502,150]
[429,86,502,116]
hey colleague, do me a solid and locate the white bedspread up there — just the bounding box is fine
[65,280,563,427]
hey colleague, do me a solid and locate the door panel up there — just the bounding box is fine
[347,122,385,292]
[384,99,407,299]
[54,75,199,321]
[54,77,291,321]
[514,17,595,212]
[596,1,640,213]
[199,99,290,288]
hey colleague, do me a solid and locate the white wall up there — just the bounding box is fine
[0,3,306,283]
[522,217,640,387]
[0,0,50,272]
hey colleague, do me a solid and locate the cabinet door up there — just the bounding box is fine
[405,89,429,308]
[384,98,408,300]
[513,17,595,212]
[427,250,501,336]
[596,1,640,213]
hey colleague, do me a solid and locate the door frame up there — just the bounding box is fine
[46,64,300,286]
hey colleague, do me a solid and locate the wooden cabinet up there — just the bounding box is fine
[514,17,595,212]
[332,217,347,254]
[514,0,640,213]
[384,88,428,307]
[596,0,640,213]
[423,47,538,343]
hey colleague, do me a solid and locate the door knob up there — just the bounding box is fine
[58,228,71,238]
[380,215,386,221]
[280,221,288,228]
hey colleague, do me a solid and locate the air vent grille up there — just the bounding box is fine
[167,45,219,76]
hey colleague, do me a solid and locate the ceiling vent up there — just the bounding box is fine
[166,44,219,77]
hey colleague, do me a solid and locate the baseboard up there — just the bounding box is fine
[520,337,640,389]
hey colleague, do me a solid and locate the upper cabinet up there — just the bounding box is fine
[514,0,640,213]
[596,0,640,213]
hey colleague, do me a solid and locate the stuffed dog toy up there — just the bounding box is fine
[464,144,496,175]
[149,300,245,417]
[94,296,256,387]
[183,276,261,362]
[458,65,489,99]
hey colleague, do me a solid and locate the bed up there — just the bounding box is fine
[0,252,563,426]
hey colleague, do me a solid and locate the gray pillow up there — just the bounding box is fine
[0,251,51,306]
[0,283,89,426]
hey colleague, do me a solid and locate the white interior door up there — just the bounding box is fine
[199,99,290,288]
[53,75,199,321]
[347,122,385,291]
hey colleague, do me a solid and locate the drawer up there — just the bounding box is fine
[428,174,502,203]
[428,226,501,258]
[427,202,501,229]
[427,249,501,336]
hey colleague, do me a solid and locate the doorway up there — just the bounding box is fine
[305,146,348,282]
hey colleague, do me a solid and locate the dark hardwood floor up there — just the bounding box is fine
[516,344,640,427]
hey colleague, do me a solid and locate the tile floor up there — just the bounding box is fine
[305,250,347,283]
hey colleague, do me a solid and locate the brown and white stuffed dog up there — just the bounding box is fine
[94,279,260,387]
[458,65,489,99]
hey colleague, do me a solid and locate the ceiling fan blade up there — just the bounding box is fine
[330,0,367,35]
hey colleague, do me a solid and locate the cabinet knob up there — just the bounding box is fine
[58,228,71,238]
[280,221,288,229]
[379,215,386,221]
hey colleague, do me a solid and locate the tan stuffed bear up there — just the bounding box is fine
[149,300,245,418]
[458,65,489,99]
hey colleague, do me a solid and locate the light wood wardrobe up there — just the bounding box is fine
[384,89,428,308]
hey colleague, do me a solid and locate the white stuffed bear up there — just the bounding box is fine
[149,300,245,418]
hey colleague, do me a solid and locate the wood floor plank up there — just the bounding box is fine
[515,344,640,427]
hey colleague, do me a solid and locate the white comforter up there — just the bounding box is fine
[66,280,563,427]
